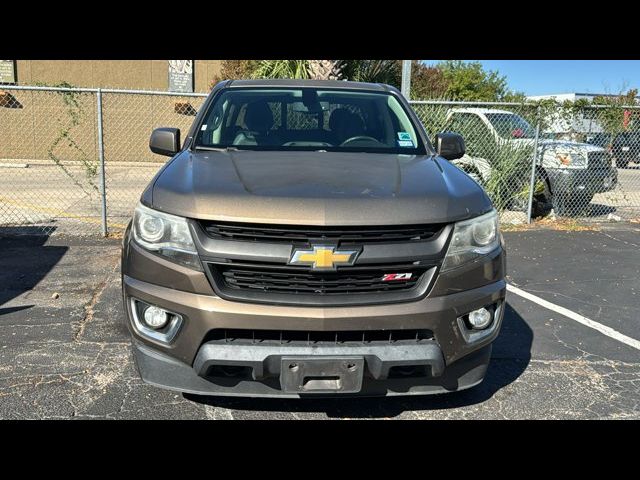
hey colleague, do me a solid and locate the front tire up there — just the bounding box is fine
[532,177,553,218]
[552,192,593,216]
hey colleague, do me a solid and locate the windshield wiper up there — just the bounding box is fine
[194,146,239,152]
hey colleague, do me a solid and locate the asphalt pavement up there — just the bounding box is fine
[1,226,639,419]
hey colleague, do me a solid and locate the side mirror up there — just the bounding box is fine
[150,128,181,156]
[434,132,465,160]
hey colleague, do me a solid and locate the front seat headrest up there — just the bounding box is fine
[244,101,274,133]
[329,108,351,132]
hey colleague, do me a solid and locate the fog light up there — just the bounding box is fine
[130,298,183,344]
[143,306,170,330]
[468,307,493,329]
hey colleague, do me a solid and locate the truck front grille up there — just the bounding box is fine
[197,221,448,306]
[213,262,425,295]
[206,261,435,306]
[200,220,445,244]
[588,151,612,169]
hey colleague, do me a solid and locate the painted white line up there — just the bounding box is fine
[507,283,640,351]
[0,163,28,168]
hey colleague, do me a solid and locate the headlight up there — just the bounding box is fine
[555,152,587,169]
[132,203,201,270]
[442,209,500,271]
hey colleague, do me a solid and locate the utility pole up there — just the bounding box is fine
[401,60,412,99]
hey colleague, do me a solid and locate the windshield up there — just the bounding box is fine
[194,88,426,154]
[485,113,536,139]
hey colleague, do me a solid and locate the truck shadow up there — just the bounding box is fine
[186,302,533,418]
[0,227,68,316]
[584,203,616,217]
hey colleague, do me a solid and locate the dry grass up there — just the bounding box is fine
[502,217,599,232]
[106,230,124,240]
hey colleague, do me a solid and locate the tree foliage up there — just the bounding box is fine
[210,60,259,88]
[308,60,344,80]
[409,61,449,100]
[250,60,313,80]
[404,60,524,101]
[234,60,402,85]
[211,59,525,103]
[592,89,640,134]
[338,60,401,85]
[437,60,509,101]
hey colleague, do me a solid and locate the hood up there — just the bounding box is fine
[538,139,605,153]
[149,150,491,225]
[509,137,605,152]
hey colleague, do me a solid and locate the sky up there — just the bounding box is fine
[423,60,640,96]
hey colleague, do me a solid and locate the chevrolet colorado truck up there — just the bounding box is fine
[121,79,506,397]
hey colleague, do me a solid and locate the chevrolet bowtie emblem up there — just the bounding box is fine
[289,245,359,270]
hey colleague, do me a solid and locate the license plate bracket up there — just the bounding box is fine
[280,356,364,394]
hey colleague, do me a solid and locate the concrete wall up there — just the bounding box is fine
[14,60,223,92]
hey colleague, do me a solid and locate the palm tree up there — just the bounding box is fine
[307,60,344,80]
[250,60,312,79]
[337,60,401,85]
[251,60,397,82]
[249,60,401,86]
[251,60,346,80]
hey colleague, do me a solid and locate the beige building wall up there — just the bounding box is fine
[14,60,223,92]
[0,61,224,166]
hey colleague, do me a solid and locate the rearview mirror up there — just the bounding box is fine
[434,132,465,160]
[150,128,180,156]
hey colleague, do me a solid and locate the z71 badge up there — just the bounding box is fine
[381,273,413,282]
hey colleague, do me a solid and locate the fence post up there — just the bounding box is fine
[96,88,107,237]
[526,108,541,224]
[401,60,412,99]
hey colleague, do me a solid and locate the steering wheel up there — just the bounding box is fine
[339,136,382,147]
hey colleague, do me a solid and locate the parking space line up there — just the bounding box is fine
[507,283,640,351]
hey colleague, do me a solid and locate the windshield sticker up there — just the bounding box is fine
[398,140,414,148]
[397,132,412,141]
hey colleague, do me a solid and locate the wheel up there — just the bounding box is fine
[532,178,553,218]
[552,192,593,217]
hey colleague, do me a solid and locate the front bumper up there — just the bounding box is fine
[546,166,618,195]
[133,339,494,398]
[123,273,506,397]
[122,226,506,397]
[613,150,639,163]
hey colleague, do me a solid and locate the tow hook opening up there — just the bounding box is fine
[205,365,253,380]
[388,365,430,378]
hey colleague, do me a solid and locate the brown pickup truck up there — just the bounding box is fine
[121,79,506,397]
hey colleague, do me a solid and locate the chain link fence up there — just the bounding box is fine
[0,86,206,235]
[412,100,640,224]
[1,86,639,236]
